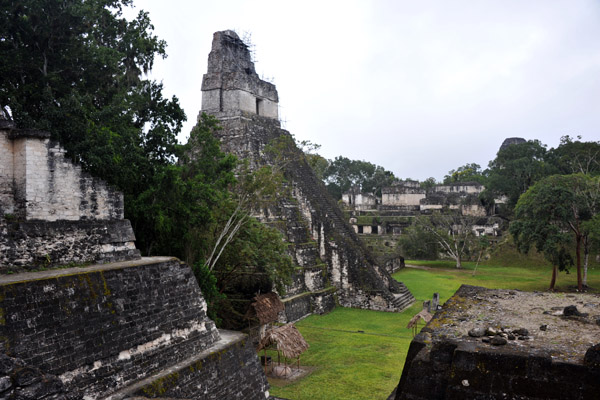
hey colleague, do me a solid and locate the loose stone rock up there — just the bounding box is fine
[513,328,529,336]
[584,343,600,368]
[564,305,582,316]
[507,334,516,340]
[485,327,498,336]
[468,327,486,337]
[491,336,508,346]
[518,336,531,341]
[482,337,491,343]
[540,324,548,331]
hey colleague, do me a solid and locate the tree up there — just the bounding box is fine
[547,136,600,176]
[414,210,478,268]
[130,113,237,258]
[420,177,438,190]
[485,140,549,210]
[398,223,440,260]
[443,163,487,184]
[323,156,398,199]
[510,174,600,291]
[0,0,188,254]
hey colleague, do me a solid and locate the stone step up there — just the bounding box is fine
[103,330,268,400]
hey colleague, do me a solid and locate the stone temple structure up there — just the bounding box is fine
[0,119,270,398]
[198,30,415,320]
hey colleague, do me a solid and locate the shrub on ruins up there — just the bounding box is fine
[484,140,550,212]
[510,174,600,290]
[443,163,488,185]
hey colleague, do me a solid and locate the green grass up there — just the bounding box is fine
[268,260,600,400]
[267,306,418,400]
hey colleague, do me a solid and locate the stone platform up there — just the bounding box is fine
[0,257,269,399]
[394,285,600,399]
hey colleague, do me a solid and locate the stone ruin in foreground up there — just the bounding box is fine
[198,30,415,322]
[391,285,600,399]
[0,118,269,397]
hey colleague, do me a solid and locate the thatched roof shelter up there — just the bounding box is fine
[257,323,309,359]
[246,292,285,325]
[406,309,432,329]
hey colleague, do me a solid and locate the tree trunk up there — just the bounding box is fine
[455,255,462,269]
[583,234,589,288]
[576,234,582,291]
[549,264,557,291]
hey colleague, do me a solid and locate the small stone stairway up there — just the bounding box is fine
[392,282,416,311]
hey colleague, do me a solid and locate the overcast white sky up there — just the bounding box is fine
[130,0,600,181]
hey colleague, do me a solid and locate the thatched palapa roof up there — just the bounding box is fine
[257,323,309,359]
[246,292,285,325]
[406,309,432,329]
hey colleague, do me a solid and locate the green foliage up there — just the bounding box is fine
[397,224,440,260]
[130,114,236,257]
[0,0,184,184]
[420,177,437,189]
[323,156,398,199]
[414,211,479,268]
[485,140,549,210]
[546,135,600,176]
[443,163,487,185]
[192,262,225,323]
[510,174,600,290]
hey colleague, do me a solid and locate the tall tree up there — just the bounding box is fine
[510,174,600,291]
[485,140,549,210]
[323,156,398,199]
[0,0,189,255]
[546,135,600,176]
[0,0,184,193]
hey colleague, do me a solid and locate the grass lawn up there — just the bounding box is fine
[268,261,600,400]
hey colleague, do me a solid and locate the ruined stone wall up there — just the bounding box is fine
[0,128,139,270]
[0,131,14,215]
[0,220,139,270]
[433,182,484,194]
[381,186,426,207]
[0,129,123,221]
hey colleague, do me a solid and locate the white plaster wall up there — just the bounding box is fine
[0,131,14,214]
[420,204,443,211]
[355,194,377,210]
[382,193,425,206]
[435,185,483,194]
